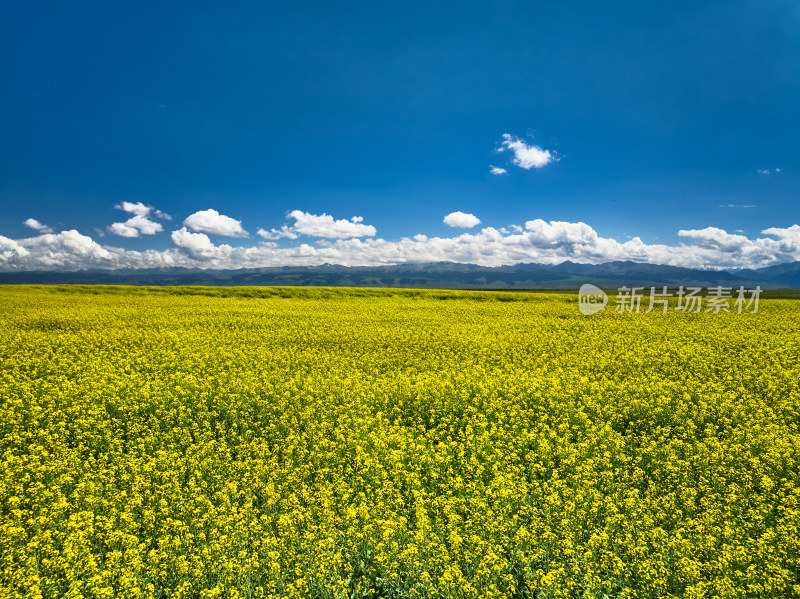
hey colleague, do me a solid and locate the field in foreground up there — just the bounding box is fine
[1,286,798,599]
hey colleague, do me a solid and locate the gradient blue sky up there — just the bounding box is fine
[2,1,799,270]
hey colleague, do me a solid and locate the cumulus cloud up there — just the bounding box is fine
[260,211,377,239]
[1,230,114,270]
[0,235,30,263]
[498,134,556,169]
[678,227,752,252]
[489,165,507,175]
[171,227,234,260]
[762,224,800,243]
[3,220,800,272]
[443,211,481,228]
[757,168,781,175]
[23,218,53,234]
[184,209,248,238]
[525,219,598,247]
[109,215,164,238]
[108,202,169,238]
[116,202,151,217]
[108,222,140,238]
[289,210,376,238]
[257,225,299,240]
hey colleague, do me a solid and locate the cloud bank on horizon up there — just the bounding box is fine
[4,128,794,273]
[2,208,799,272]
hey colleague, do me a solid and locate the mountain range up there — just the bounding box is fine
[2,260,800,289]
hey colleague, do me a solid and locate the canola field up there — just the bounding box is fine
[1,285,798,599]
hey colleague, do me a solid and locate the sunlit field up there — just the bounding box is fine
[1,285,798,599]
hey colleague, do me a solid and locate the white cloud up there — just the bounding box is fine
[524,219,598,247]
[2,230,114,270]
[3,220,800,272]
[762,224,800,243]
[108,203,169,238]
[172,227,233,260]
[257,225,299,240]
[720,204,756,209]
[757,168,781,175]
[284,210,376,239]
[257,211,377,241]
[108,222,140,238]
[489,165,507,175]
[184,209,248,238]
[25,231,113,260]
[0,235,30,263]
[443,211,481,228]
[498,134,556,169]
[23,218,53,234]
[109,214,165,238]
[678,227,752,252]
[116,202,151,217]
[126,215,163,235]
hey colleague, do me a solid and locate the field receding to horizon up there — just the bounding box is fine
[1,285,798,599]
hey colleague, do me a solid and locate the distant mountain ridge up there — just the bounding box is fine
[2,260,800,289]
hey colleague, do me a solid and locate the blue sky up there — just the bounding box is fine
[2,1,800,270]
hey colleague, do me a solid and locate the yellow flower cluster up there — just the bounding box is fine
[0,285,798,598]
